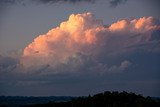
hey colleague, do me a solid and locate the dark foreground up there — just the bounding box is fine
[0,91,160,107]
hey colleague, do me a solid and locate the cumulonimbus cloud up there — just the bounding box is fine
[20,12,160,74]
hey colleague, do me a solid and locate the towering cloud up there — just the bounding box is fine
[21,12,160,74]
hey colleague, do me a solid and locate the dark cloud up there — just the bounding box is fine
[0,55,18,72]
[0,52,160,96]
[0,0,94,6]
[0,52,159,96]
[0,0,128,7]
[0,0,24,6]
[109,0,128,7]
[35,0,95,4]
[0,0,16,5]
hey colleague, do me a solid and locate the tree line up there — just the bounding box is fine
[25,91,160,107]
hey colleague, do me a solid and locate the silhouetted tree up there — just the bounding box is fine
[23,91,160,107]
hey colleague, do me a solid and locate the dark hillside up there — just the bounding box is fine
[26,91,160,107]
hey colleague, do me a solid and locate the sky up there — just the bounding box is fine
[0,0,160,97]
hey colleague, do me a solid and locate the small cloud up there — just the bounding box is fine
[109,0,128,8]
[119,60,132,70]
[98,60,132,74]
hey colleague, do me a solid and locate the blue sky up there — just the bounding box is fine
[0,0,160,97]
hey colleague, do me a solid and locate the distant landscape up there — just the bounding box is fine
[0,91,160,107]
[0,96,73,107]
